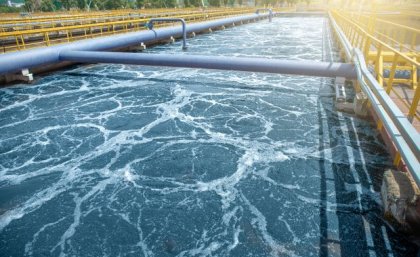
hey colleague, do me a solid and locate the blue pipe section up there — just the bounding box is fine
[0,13,270,76]
[146,18,187,49]
[59,51,357,79]
[255,9,273,22]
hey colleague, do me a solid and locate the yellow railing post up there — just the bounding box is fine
[44,32,50,46]
[349,26,355,43]
[15,36,20,50]
[386,54,399,94]
[399,30,406,52]
[378,56,384,87]
[20,35,25,49]
[393,152,401,166]
[351,28,358,45]
[375,45,384,86]
[390,29,396,48]
[411,33,417,51]
[408,86,420,122]
[360,33,367,50]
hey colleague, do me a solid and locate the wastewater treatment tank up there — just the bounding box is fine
[0,16,418,256]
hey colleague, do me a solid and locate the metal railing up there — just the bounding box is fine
[0,9,255,31]
[329,11,420,187]
[342,11,419,53]
[331,10,419,123]
[0,8,238,23]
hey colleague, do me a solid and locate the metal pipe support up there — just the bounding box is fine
[146,18,187,49]
[256,9,273,22]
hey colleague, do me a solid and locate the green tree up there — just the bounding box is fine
[60,0,77,10]
[184,0,201,7]
[24,0,41,11]
[136,0,144,8]
[103,0,126,9]
[76,0,85,9]
[0,6,22,12]
[208,0,220,7]
[40,0,55,11]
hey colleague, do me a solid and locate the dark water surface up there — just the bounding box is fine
[0,17,417,256]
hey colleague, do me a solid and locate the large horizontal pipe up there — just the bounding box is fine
[0,13,270,76]
[59,50,357,79]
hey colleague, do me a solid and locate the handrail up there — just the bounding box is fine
[146,18,187,49]
[0,8,254,23]
[0,9,253,28]
[0,12,243,38]
[342,11,420,53]
[331,10,419,66]
[331,10,419,122]
[329,11,420,187]
[353,48,420,178]
[255,9,273,22]
[348,12,420,34]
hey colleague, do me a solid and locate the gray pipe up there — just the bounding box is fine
[146,18,187,49]
[59,50,357,79]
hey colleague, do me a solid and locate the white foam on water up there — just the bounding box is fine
[52,175,119,256]
[0,16,403,257]
[124,169,138,183]
[241,192,299,257]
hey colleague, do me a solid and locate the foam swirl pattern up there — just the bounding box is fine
[0,17,417,256]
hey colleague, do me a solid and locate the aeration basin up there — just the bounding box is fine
[0,15,417,256]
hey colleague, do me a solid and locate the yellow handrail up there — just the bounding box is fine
[0,8,255,24]
[0,11,253,37]
[0,9,253,31]
[331,10,419,123]
[0,9,256,54]
[340,11,419,53]
[331,11,419,66]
